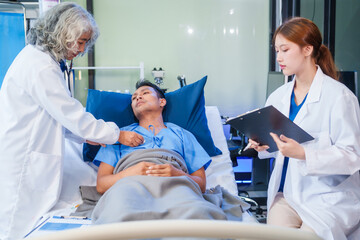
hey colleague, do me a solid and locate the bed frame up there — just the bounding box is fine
[28,220,321,240]
[26,106,321,240]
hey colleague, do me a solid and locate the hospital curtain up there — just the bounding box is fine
[0,11,26,88]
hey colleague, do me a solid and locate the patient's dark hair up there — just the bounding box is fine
[135,80,166,99]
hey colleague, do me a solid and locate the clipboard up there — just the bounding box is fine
[226,105,314,153]
[25,216,91,238]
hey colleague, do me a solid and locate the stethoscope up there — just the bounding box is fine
[59,59,73,96]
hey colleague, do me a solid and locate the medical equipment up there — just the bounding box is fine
[177,74,187,87]
[151,67,165,86]
[25,106,321,240]
[59,59,74,96]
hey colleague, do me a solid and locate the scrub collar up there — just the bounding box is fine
[148,125,164,148]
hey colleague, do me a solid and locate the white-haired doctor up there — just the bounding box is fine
[0,3,143,240]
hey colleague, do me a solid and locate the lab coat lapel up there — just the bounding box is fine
[293,67,323,125]
[280,80,295,117]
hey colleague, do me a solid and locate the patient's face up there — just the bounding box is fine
[131,86,165,119]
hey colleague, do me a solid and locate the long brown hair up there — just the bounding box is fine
[273,17,338,80]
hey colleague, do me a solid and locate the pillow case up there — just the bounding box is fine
[83,76,222,162]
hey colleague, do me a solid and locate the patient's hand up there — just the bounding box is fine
[118,131,144,147]
[97,161,155,194]
[145,165,207,193]
[145,164,183,177]
[124,162,156,176]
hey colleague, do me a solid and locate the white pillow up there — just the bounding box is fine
[205,106,238,196]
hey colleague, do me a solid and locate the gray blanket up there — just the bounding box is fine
[74,149,249,224]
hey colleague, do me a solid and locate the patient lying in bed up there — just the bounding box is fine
[75,80,246,223]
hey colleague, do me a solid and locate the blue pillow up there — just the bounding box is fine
[83,76,222,162]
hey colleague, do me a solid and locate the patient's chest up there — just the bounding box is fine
[120,126,184,159]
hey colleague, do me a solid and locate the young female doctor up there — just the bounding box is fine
[0,3,143,240]
[249,17,360,240]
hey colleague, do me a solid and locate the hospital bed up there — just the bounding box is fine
[27,106,321,240]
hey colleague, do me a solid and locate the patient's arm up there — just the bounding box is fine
[96,161,156,194]
[146,165,207,193]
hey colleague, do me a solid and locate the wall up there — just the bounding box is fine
[300,0,324,36]
[71,0,270,117]
[335,0,360,96]
[300,0,360,98]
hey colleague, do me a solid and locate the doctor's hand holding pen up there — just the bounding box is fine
[246,139,269,152]
[247,133,305,160]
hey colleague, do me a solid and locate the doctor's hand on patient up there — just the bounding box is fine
[118,130,144,147]
[270,132,306,160]
[86,140,106,147]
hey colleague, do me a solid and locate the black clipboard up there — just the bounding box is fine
[226,105,314,153]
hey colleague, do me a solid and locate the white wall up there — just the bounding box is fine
[71,0,270,117]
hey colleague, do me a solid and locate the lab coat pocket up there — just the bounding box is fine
[305,131,332,149]
[26,151,62,192]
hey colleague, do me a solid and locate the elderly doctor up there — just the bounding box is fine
[0,3,143,240]
[249,17,360,240]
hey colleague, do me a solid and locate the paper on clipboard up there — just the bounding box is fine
[226,105,314,153]
[25,216,91,238]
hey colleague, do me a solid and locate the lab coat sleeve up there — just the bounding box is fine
[29,65,119,144]
[303,93,360,175]
[258,150,277,159]
[65,128,85,144]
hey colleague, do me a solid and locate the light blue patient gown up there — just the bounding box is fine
[91,123,229,225]
[95,122,211,173]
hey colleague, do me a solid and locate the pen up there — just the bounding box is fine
[23,216,50,238]
[61,216,89,220]
[243,142,252,152]
[53,216,90,220]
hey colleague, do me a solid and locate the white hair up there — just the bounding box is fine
[27,2,99,62]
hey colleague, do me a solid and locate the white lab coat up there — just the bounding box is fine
[0,45,120,240]
[259,67,360,240]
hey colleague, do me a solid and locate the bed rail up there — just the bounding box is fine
[28,219,322,240]
[72,62,145,80]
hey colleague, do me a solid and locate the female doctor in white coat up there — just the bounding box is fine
[0,3,143,240]
[249,17,360,240]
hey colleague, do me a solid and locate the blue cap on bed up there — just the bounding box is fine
[83,76,222,162]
